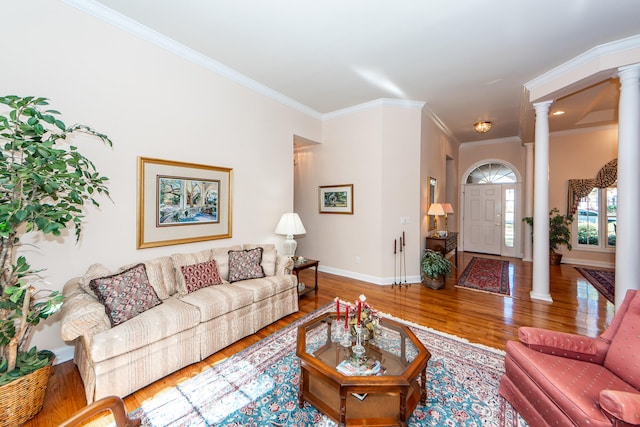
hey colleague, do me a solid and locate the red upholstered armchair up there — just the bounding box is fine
[499,289,640,427]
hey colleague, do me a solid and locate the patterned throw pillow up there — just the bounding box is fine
[228,248,265,283]
[89,263,162,326]
[180,259,223,293]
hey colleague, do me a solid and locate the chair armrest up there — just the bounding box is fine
[600,390,640,426]
[58,395,141,427]
[518,326,609,364]
[60,278,110,341]
[275,254,294,275]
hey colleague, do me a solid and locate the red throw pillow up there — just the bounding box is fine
[180,259,223,293]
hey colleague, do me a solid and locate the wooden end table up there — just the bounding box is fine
[293,258,319,297]
[296,313,431,427]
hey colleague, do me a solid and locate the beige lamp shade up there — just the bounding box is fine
[427,203,445,216]
[442,203,454,214]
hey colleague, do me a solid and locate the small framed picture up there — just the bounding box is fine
[319,184,354,214]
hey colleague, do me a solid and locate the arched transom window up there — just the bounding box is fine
[466,163,516,184]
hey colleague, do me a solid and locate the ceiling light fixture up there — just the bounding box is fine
[474,121,492,134]
[552,110,565,116]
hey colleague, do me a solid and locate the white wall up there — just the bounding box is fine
[3,1,321,359]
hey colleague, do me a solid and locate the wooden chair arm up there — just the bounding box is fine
[57,395,141,427]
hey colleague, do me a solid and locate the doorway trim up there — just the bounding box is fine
[460,159,523,258]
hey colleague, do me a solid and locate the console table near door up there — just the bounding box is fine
[425,232,458,269]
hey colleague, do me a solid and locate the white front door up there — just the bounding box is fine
[463,184,502,255]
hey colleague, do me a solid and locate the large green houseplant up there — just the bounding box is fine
[421,249,453,289]
[0,95,111,390]
[523,207,573,264]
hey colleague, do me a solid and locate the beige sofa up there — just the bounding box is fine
[60,244,298,404]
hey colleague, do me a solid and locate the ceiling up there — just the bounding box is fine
[89,0,640,143]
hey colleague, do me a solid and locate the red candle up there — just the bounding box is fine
[357,300,362,326]
[335,297,340,321]
[399,236,403,252]
[394,239,397,254]
[344,305,349,328]
[403,231,405,245]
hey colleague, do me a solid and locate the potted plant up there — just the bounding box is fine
[421,249,453,289]
[0,95,111,425]
[523,208,573,265]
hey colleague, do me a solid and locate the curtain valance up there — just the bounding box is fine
[567,158,617,217]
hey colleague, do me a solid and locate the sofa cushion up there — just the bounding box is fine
[230,275,297,302]
[604,293,640,389]
[180,259,223,293]
[506,340,637,425]
[171,249,215,296]
[243,244,277,276]
[140,256,177,299]
[79,263,112,298]
[179,283,254,322]
[89,296,200,362]
[228,248,265,283]
[211,245,242,281]
[89,264,162,327]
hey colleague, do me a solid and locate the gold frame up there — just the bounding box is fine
[428,177,437,230]
[319,184,354,214]
[137,157,232,248]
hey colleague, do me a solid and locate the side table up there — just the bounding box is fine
[293,258,319,297]
[425,232,458,269]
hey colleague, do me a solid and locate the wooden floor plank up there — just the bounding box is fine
[24,252,614,426]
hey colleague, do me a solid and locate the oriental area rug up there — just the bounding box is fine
[575,266,615,304]
[130,304,525,426]
[457,257,511,297]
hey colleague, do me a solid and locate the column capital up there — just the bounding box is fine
[523,142,534,149]
[533,100,553,114]
[618,63,640,82]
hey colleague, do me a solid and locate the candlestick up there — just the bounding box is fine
[344,305,349,328]
[335,297,340,321]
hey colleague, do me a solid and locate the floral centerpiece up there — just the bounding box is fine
[335,295,379,341]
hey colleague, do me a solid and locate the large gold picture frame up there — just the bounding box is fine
[137,157,232,248]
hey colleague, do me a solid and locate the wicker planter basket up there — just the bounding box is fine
[0,363,52,427]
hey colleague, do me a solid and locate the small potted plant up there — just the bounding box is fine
[0,95,111,424]
[421,249,453,289]
[523,208,573,265]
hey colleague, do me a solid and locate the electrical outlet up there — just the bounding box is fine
[400,216,410,224]
[355,256,361,264]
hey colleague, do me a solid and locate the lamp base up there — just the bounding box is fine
[282,235,297,259]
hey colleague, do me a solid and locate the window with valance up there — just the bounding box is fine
[567,159,617,218]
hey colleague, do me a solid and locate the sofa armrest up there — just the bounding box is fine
[518,326,609,364]
[60,278,111,341]
[275,254,294,275]
[600,390,640,425]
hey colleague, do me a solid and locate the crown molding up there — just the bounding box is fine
[525,35,640,101]
[63,0,323,120]
[460,136,522,148]
[322,98,425,120]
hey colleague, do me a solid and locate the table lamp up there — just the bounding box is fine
[427,203,445,235]
[442,203,454,233]
[275,213,306,258]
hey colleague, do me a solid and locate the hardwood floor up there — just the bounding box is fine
[26,252,615,426]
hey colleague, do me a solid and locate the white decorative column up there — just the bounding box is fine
[531,101,553,302]
[615,64,640,308]
[523,143,534,262]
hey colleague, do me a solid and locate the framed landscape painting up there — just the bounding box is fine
[319,184,354,214]
[137,157,232,248]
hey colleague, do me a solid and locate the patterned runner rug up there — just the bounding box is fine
[131,303,525,426]
[457,257,511,296]
[575,267,615,303]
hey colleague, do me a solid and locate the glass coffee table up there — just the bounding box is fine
[296,312,431,427]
